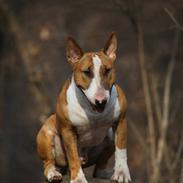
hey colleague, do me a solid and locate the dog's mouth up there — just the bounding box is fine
[77,85,108,113]
[89,101,107,113]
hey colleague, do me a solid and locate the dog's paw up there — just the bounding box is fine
[47,168,62,182]
[111,168,131,183]
[112,148,131,183]
[70,168,88,183]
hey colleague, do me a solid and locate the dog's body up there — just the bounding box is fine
[67,76,120,147]
[37,33,131,183]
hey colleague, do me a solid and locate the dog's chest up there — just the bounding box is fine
[66,81,121,147]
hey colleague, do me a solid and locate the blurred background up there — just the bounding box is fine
[0,0,182,183]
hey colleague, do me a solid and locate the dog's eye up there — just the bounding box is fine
[83,69,91,77]
[105,68,111,75]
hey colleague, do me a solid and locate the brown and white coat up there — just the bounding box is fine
[36,33,131,183]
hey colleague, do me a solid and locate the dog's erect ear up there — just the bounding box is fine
[66,37,83,64]
[103,32,117,60]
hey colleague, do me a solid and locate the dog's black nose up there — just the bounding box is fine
[95,99,107,108]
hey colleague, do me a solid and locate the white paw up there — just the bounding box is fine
[47,167,62,182]
[70,168,88,183]
[111,168,131,183]
[112,148,131,183]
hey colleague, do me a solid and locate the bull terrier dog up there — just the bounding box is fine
[36,33,131,183]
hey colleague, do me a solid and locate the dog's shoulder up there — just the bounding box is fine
[114,84,127,116]
[56,78,71,124]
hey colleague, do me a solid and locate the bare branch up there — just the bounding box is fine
[128,120,145,148]
[152,28,180,183]
[136,19,156,174]
[170,93,182,124]
[151,77,162,127]
[0,3,52,119]
[117,0,157,174]
[172,131,183,169]
[164,8,183,31]
[116,2,182,182]
[164,143,172,170]
[164,133,183,171]
[180,160,183,183]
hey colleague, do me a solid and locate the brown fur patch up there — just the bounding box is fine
[97,52,116,90]
[114,84,128,149]
[56,79,81,179]
[36,114,66,179]
[73,53,94,90]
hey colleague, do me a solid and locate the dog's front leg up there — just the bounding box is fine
[60,124,88,183]
[112,117,131,183]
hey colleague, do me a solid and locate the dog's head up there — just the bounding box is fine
[66,33,117,113]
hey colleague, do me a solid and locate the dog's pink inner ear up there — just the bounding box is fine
[66,37,83,63]
[103,33,117,60]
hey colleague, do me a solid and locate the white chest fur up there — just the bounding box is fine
[66,78,121,147]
